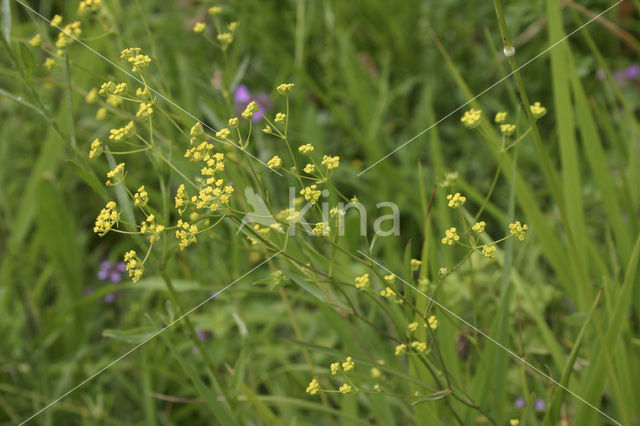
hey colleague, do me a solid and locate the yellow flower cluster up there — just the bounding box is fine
[176,219,198,250]
[380,286,396,299]
[89,138,102,159]
[384,274,395,283]
[500,123,516,136]
[306,378,320,395]
[216,128,231,139]
[44,58,56,70]
[408,322,419,332]
[277,83,295,96]
[109,121,135,142]
[106,163,126,186]
[193,22,206,33]
[354,273,369,289]
[55,21,82,49]
[530,102,547,119]
[472,221,486,233]
[78,0,101,14]
[342,356,354,371]
[134,185,149,207]
[428,315,438,330]
[481,245,496,259]
[312,222,327,237]
[275,113,286,123]
[124,250,143,283]
[321,155,340,170]
[303,164,315,174]
[300,185,321,204]
[133,103,152,120]
[410,259,421,271]
[442,227,459,245]
[394,344,407,356]
[241,101,259,120]
[121,48,151,73]
[140,214,164,243]
[494,111,507,123]
[509,221,528,240]
[50,14,62,27]
[93,201,119,236]
[339,384,353,394]
[267,155,282,169]
[461,108,482,128]
[298,144,314,154]
[99,81,127,96]
[217,33,233,49]
[447,192,466,208]
[174,184,189,215]
[28,34,41,47]
[411,341,427,353]
[208,6,222,16]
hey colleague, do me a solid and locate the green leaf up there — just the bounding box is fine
[102,327,157,344]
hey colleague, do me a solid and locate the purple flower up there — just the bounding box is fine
[96,260,126,303]
[514,397,525,409]
[597,64,639,85]
[233,84,270,122]
[534,398,546,411]
[98,260,126,283]
[622,64,639,79]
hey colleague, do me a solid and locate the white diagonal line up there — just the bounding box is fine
[357,250,621,426]
[17,251,281,425]
[357,0,622,176]
[14,0,282,176]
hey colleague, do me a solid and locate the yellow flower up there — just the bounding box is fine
[321,155,340,170]
[442,227,459,245]
[341,356,354,372]
[96,107,107,120]
[481,245,496,259]
[411,341,427,353]
[94,201,119,236]
[134,185,149,207]
[55,21,82,49]
[530,102,547,119]
[306,378,320,395]
[339,384,353,394]
[216,128,231,139]
[494,111,507,123]
[124,250,143,283]
[241,101,259,120]
[510,420,520,426]
[461,108,482,128]
[300,185,321,204]
[394,344,407,356]
[89,138,102,159]
[277,83,295,96]
[384,274,395,283]
[217,32,233,49]
[354,273,369,289]
[267,155,282,169]
[193,22,206,33]
[85,88,98,104]
[509,221,528,240]
[50,14,63,27]
[428,315,438,330]
[136,87,149,98]
[472,221,486,233]
[44,58,55,70]
[410,259,422,271]
[312,222,327,237]
[28,34,42,47]
[446,192,466,208]
[121,48,151,73]
[136,102,154,120]
[106,163,126,186]
[208,6,222,16]
[228,117,239,128]
[78,0,101,14]
[330,362,340,375]
[298,144,314,154]
[109,121,136,142]
[408,322,419,332]
[275,113,286,123]
[380,286,396,299]
[176,219,198,250]
[303,163,315,174]
[228,22,239,32]
[174,184,189,214]
[371,367,382,378]
[500,123,516,136]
